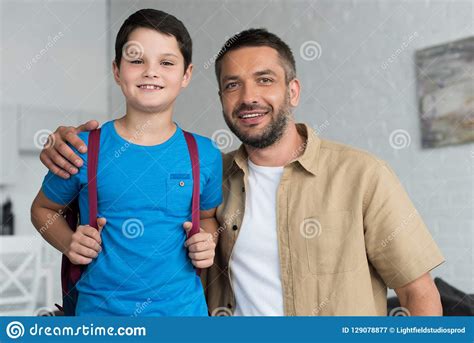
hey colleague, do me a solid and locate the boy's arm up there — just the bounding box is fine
[31,189,103,265]
[200,208,219,244]
[183,207,218,269]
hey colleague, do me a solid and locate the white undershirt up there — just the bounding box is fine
[230,159,285,316]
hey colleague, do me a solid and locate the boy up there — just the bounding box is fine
[30,9,222,316]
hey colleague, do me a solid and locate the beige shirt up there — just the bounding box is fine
[203,123,444,316]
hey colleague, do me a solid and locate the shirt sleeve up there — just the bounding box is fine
[41,142,85,206]
[200,147,223,211]
[363,160,445,289]
[41,170,81,206]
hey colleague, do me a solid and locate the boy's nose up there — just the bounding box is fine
[143,66,160,78]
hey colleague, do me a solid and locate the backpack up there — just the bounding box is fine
[55,128,202,316]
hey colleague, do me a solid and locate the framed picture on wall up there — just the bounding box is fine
[415,36,474,148]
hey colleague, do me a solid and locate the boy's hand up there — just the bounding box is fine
[40,120,99,179]
[66,217,106,265]
[183,221,216,269]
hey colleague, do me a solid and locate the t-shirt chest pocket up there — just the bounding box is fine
[166,173,193,212]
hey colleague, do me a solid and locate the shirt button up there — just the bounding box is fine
[179,181,185,187]
[227,303,233,309]
[232,225,238,231]
[242,186,245,192]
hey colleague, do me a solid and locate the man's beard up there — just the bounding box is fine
[224,95,291,149]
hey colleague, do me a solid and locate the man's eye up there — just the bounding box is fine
[225,82,238,89]
[259,77,273,84]
[130,60,143,64]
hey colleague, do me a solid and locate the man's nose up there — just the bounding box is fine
[240,83,259,104]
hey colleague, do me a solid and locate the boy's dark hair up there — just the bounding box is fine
[115,9,192,72]
[214,28,296,86]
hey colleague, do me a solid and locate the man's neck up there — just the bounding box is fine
[245,121,305,167]
[116,106,176,146]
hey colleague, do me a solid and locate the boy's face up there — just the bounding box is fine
[218,46,300,148]
[113,27,192,114]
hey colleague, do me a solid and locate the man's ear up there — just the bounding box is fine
[288,78,301,107]
[112,60,121,85]
[181,63,193,88]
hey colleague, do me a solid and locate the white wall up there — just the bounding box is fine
[1,0,110,235]
[0,0,111,309]
[110,0,474,293]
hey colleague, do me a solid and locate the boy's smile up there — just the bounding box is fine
[137,83,164,91]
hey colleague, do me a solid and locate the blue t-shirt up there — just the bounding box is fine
[42,120,223,316]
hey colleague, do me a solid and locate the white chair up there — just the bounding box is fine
[0,235,42,315]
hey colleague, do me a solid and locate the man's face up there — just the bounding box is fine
[113,27,192,114]
[218,46,299,149]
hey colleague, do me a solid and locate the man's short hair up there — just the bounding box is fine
[214,28,296,86]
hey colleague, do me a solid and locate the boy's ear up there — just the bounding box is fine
[112,60,121,85]
[181,63,193,88]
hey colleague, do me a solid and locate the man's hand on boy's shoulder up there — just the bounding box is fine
[40,120,100,179]
[183,222,216,269]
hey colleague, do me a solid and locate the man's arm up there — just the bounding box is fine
[394,273,442,316]
[183,208,218,268]
[40,120,99,179]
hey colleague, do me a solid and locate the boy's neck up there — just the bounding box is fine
[115,107,177,146]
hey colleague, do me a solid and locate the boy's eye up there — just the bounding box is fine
[161,61,174,66]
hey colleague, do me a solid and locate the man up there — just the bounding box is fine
[39,28,444,316]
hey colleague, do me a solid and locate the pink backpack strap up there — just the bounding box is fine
[183,131,201,275]
[87,129,101,228]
